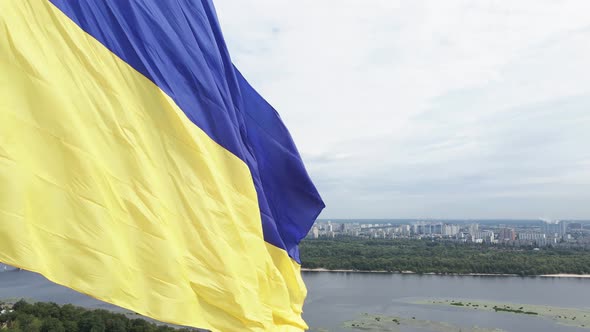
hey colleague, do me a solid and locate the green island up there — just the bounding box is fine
[341,313,505,332]
[0,300,198,332]
[328,299,590,331]
[448,301,537,314]
[300,238,590,275]
[417,299,590,329]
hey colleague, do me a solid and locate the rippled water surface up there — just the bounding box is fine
[1,269,589,331]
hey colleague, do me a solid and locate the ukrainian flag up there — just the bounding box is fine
[0,1,324,331]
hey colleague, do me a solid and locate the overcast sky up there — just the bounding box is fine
[214,0,590,220]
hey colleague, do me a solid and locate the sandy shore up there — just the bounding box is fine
[301,268,389,273]
[539,274,590,278]
[301,268,590,278]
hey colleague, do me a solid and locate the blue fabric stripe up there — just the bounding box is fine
[49,0,324,262]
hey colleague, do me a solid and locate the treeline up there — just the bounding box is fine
[0,300,199,332]
[299,238,590,276]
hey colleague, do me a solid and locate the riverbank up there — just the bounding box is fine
[539,274,590,278]
[300,238,590,277]
[301,268,590,278]
[0,299,200,331]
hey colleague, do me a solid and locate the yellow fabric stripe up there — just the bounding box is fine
[0,1,306,331]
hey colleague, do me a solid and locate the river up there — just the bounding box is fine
[302,271,590,331]
[1,269,589,331]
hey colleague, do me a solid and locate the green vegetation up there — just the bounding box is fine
[0,300,197,332]
[492,307,538,315]
[343,313,503,332]
[300,238,590,275]
[421,299,590,329]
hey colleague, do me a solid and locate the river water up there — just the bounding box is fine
[1,269,589,331]
[302,271,590,331]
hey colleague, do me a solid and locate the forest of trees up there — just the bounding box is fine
[299,238,590,276]
[0,300,198,332]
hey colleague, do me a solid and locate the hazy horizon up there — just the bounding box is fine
[215,0,590,220]
[316,218,590,224]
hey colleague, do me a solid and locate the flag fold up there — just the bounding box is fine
[0,1,324,331]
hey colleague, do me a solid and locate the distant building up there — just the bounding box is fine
[433,224,442,234]
[498,228,516,241]
[518,232,551,246]
[468,223,479,236]
[442,224,460,237]
[560,221,568,235]
[542,220,568,237]
[470,230,495,243]
[312,226,319,239]
[483,231,496,244]
[472,231,484,240]
[518,232,545,241]
[400,225,411,236]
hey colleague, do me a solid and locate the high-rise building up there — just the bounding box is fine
[542,220,568,237]
[559,220,568,235]
[434,224,443,234]
[498,228,516,241]
[442,224,460,236]
[483,231,496,243]
[469,223,479,235]
[401,225,411,236]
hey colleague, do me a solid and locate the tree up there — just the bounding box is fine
[14,313,43,332]
[78,313,105,332]
[41,317,65,332]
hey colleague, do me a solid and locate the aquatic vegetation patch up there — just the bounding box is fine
[492,307,538,315]
[343,313,505,332]
[417,298,590,329]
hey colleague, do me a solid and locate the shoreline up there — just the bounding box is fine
[301,268,590,278]
[539,273,590,278]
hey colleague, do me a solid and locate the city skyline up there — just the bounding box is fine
[307,219,589,249]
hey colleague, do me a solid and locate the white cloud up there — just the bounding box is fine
[214,0,590,219]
